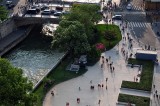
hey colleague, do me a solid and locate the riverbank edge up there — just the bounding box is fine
[0,25,34,57]
[33,52,68,90]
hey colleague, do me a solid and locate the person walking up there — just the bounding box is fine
[153,85,155,89]
[106,58,108,62]
[101,64,103,69]
[155,90,157,94]
[112,67,115,71]
[51,91,54,96]
[106,78,108,82]
[90,80,92,84]
[77,98,80,104]
[98,99,101,105]
[66,102,69,106]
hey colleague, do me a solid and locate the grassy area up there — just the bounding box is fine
[96,24,122,50]
[121,58,154,91]
[33,55,87,106]
[118,94,150,106]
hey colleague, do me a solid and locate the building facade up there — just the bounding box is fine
[145,0,160,10]
[144,0,160,22]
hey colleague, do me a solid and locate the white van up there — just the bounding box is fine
[126,4,132,10]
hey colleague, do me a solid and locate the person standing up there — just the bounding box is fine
[90,80,92,84]
[106,85,107,90]
[106,78,108,82]
[51,91,54,96]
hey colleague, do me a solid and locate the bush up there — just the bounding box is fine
[121,59,154,91]
[96,24,122,50]
[87,46,101,66]
[95,43,105,52]
[118,94,150,106]
[0,6,8,21]
[104,30,117,40]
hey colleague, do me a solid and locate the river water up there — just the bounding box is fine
[3,25,64,87]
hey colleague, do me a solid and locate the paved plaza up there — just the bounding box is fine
[42,20,159,106]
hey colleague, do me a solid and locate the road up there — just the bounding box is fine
[1,0,27,17]
[104,0,160,50]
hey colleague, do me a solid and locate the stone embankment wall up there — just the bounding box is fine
[0,18,17,39]
[0,25,33,57]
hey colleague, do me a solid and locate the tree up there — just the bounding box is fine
[63,4,102,44]
[0,58,37,106]
[0,6,8,21]
[71,4,102,23]
[52,20,91,55]
[87,46,101,65]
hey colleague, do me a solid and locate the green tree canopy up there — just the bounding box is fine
[69,3,101,23]
[0,58,37,106]
[52,20,91,55]
[0,6,8,21]
[63,4,102,44]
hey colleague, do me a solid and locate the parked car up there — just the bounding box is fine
[26,9,38,14]
[112,15,122,20]
[126,3,132,10]
[31,6,40,13]
[41,9,51,15]
[6,1,12,5]
[62,11,70,15]
[54,11,62,16]
[41,4,49,10]
[50,9,56,14]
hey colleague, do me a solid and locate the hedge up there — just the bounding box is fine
[118,94,150,106]
[121,58,154,91]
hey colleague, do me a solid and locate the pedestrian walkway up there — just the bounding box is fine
[43,21,148,106]
[150,51,160,106]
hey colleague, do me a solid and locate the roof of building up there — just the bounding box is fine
[136,50,157,55]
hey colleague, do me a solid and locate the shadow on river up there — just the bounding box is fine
[3,25,64,86]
